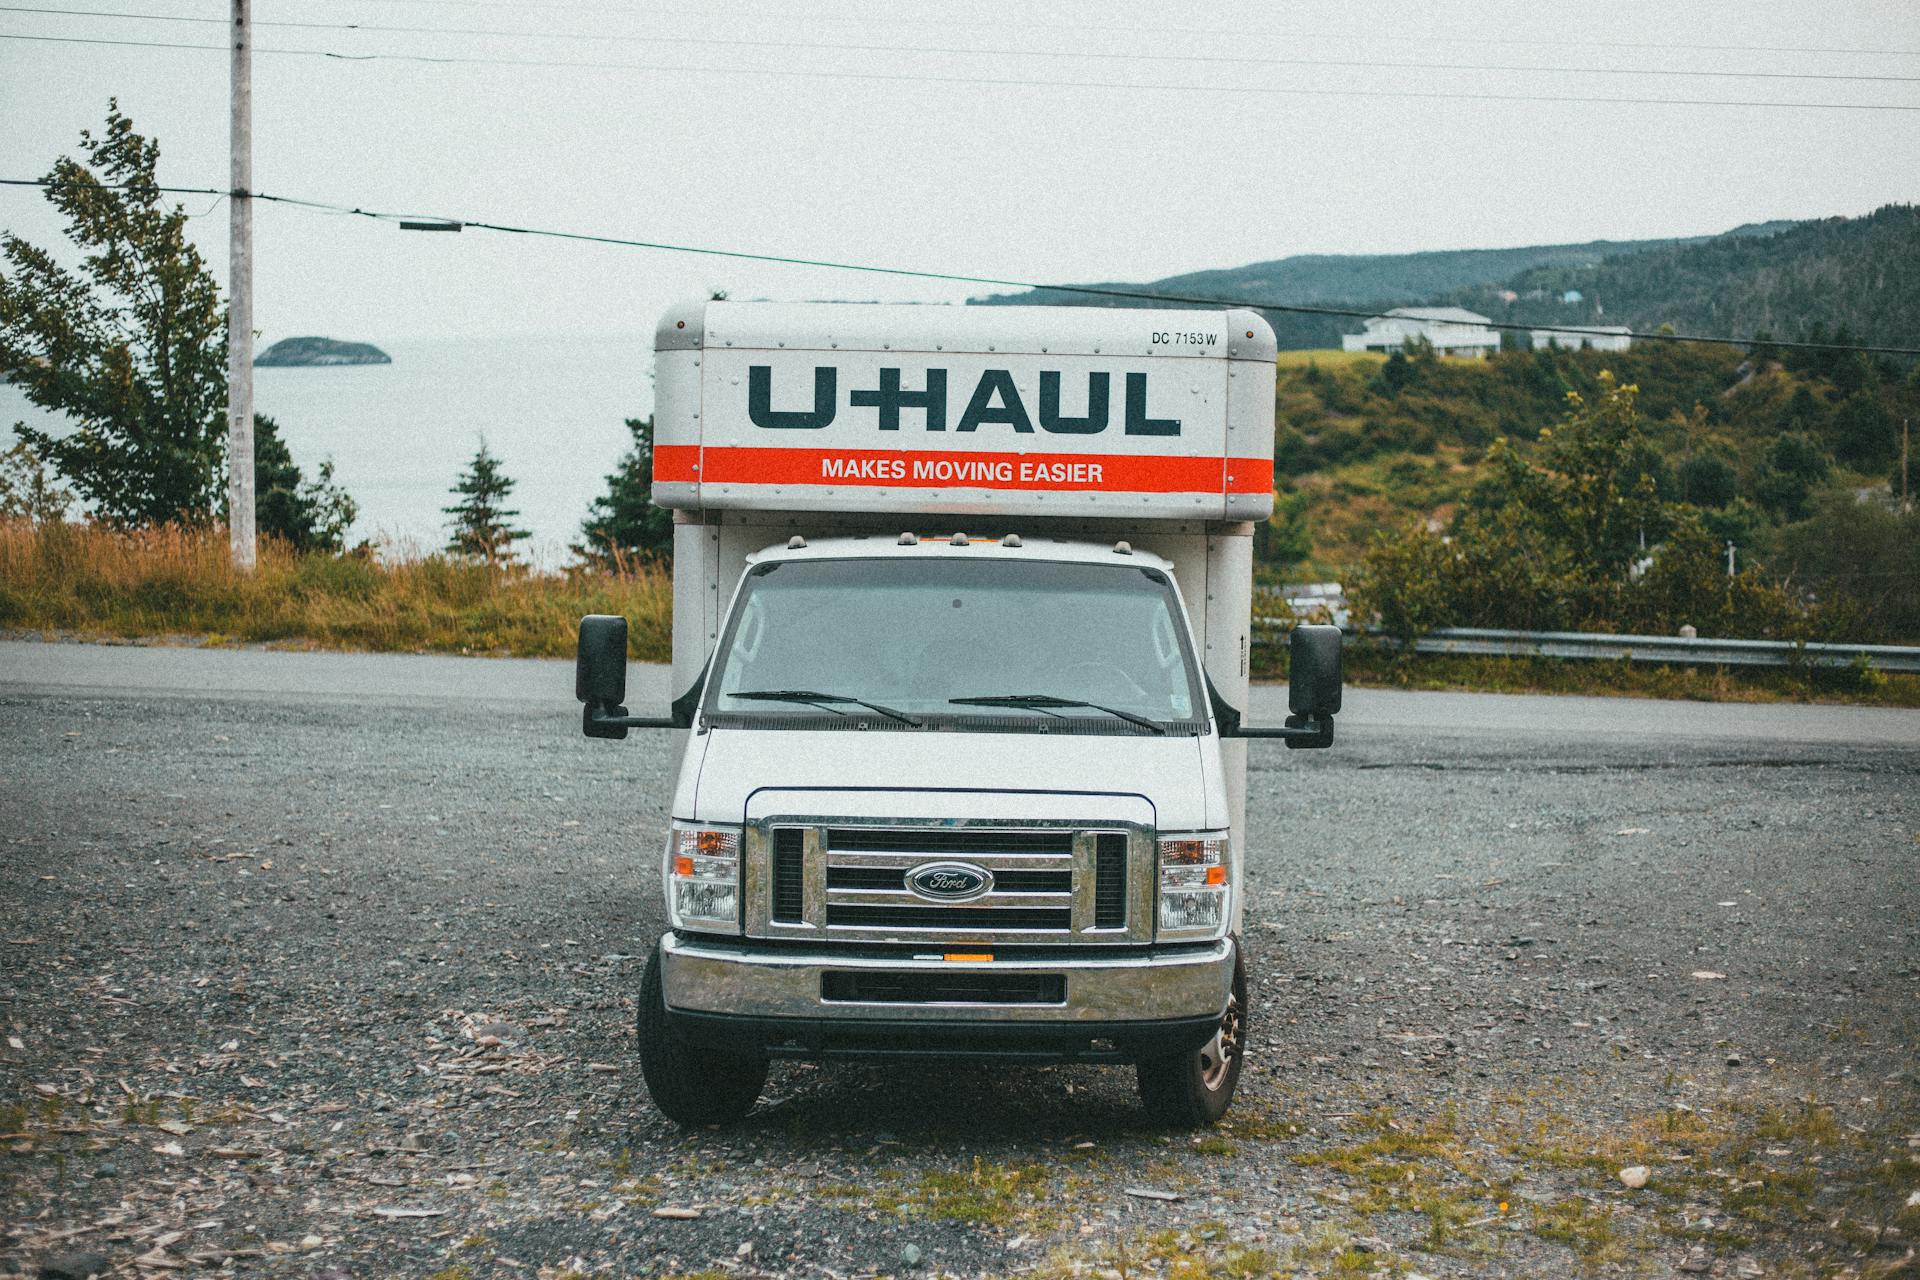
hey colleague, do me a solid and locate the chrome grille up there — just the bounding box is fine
[823,826,1075,936]
[742,817,1154,945]
[827,828,1074,856]
[1094,832,1128,928]
[770,828,805,923]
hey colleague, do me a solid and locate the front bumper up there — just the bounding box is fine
[658,932,1235,1062]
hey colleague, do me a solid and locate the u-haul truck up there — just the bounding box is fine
[574,301,1342,1127]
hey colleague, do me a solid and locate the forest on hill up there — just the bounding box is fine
[1265,338,1918,643]
[974,207,1913,358]
[1449,205,1920,349]
[971,231,1728,349]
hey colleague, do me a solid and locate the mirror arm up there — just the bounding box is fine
[582,701,685,738]
[594,705,680,729]
[1206,673,1335,748]
[1237,712,1336,749]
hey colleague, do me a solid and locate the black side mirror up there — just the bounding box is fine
[578,615,631,739]
[1208,624,1341,748]
[1288,624,1343,719]
[577,614,628,706]
[576,614,689,739]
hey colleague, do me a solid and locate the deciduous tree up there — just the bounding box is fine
[0,104,227,524]
[0,441,73,524]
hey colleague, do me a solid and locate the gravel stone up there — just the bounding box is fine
[3,646,1915,1279]
[37,1252,110,1280]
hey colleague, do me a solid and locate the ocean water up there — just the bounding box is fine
[1,333,653,565]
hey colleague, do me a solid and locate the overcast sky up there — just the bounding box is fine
[3,0,1917,343]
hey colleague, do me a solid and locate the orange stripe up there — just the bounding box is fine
[654,445,1272,495]
[655,444,701,483]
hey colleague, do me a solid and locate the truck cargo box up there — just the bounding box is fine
[652,301,1276,522]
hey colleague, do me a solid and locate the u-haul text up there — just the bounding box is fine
[820,456,1107,484]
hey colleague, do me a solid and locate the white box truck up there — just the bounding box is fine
[574,301,1342,1127]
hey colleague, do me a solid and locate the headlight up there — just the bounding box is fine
[1157,832,1229,940]
[665,822,740,932]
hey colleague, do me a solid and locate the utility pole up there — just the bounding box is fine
[1725,540,1735,578]
[1903,418,1911,512]
[227,0,255,570]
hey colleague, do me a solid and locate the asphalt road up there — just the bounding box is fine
[7,638,1919,743]
[2,641,1916,1279]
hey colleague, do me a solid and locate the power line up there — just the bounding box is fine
[5,176,1916,357]
[4,32,1915,113]
[7,5,1917,84]
[194,0,1920,60]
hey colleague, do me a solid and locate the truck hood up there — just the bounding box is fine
[681,727,1222,832]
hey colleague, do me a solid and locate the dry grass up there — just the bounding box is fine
[0,519,672,661]
[8,519,1915,714]
[1272,348,1389,370]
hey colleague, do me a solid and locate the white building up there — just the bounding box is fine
[1532,325,1633,352]
[1342,307,1500,359]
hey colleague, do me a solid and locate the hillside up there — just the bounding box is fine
[970,211,1920,355]
[1448,205,1920,349]
[1267,340,1918,639]
[971,222,1798,349]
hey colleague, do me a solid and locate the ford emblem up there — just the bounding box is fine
[907,861,994,903]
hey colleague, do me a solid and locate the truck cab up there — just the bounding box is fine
[575,301,1340,1127]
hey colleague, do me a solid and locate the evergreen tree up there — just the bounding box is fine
[1254,491,1311,572]
[1785,386,1825,432]
[574,416,672,568]
[1373,350,1416,397]
[1830,392,1895,471]
[1,104,227,524]
[1753,432,1830,521]
[1678,454,1738,508]
[444,441,528,565]
[252,414,357,552]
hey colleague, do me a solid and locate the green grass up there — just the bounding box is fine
[1294,1107,1512,1253]
[911,1158,1052,1225]
[1031,1224,1386,1280]
[1530,1197,1627,1267]
[818,1157,1060,1228]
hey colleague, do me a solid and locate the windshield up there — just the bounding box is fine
[703,557,1206,734]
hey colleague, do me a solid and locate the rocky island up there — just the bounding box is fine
[255,336,391,367]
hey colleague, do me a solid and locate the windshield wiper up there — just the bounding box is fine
[728,689,922,727]
[947,693,1167,735]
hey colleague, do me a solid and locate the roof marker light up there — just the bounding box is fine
[898,531,919,546]
[1113,540,1133,555]
[787,535,807,550]
[951,532,969,545]
[1000,534,1022,548]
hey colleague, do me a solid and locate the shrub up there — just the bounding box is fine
[1678,454,1738,508]
[1350,376,1811,642]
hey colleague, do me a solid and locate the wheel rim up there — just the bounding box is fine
[1198,987,1243,1092]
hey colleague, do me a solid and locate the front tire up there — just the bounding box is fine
[637,939,768,1126]
[1136,942,1246,1128]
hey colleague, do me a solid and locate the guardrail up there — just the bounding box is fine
[1252,619,1920,673]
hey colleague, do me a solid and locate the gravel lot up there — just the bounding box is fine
[3,643,1917,1279]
